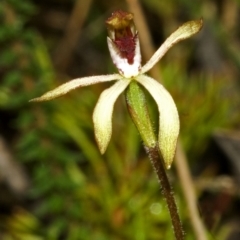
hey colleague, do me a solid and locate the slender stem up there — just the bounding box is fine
[147,145,184,240]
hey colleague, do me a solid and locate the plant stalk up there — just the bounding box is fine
[147,145,184,240]
[125,81,184,239]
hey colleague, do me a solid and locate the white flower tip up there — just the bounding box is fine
[29,98,41,103]
[29,92,58,102]
[177,18,203,40]
[29,83,73,102]
[96,137,108,154]
[159,115,179,169]
[160,139,178,170]
[93,113,112,155]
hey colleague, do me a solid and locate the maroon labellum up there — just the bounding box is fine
[106,10,137,65]
[114,34,137,64]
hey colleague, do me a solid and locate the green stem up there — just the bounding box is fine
[125,81,184,240]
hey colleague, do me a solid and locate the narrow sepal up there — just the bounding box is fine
[30,74,122,102]
[136,75,180,169]
[141,19,203,74]
[93,79,130,154]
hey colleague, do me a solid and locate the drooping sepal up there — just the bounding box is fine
[93,79,130,154]
[136,75,180,169]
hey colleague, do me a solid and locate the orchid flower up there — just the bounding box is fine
[31,10,203,169]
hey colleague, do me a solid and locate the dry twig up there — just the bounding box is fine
[53,0,93,71]
[0,136,29,196]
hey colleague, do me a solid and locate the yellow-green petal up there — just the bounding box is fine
[30,74,122,102]
[141,19,203,74]
[93,78,131,154]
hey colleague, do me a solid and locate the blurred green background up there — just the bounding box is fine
[0,0,240,239]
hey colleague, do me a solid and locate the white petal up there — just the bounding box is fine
[141,19,203,74]
[136,75,179,169]
[93,78,131,154]
[30,74,122,102]
[107,37,141,78]
[134,36,142,69]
